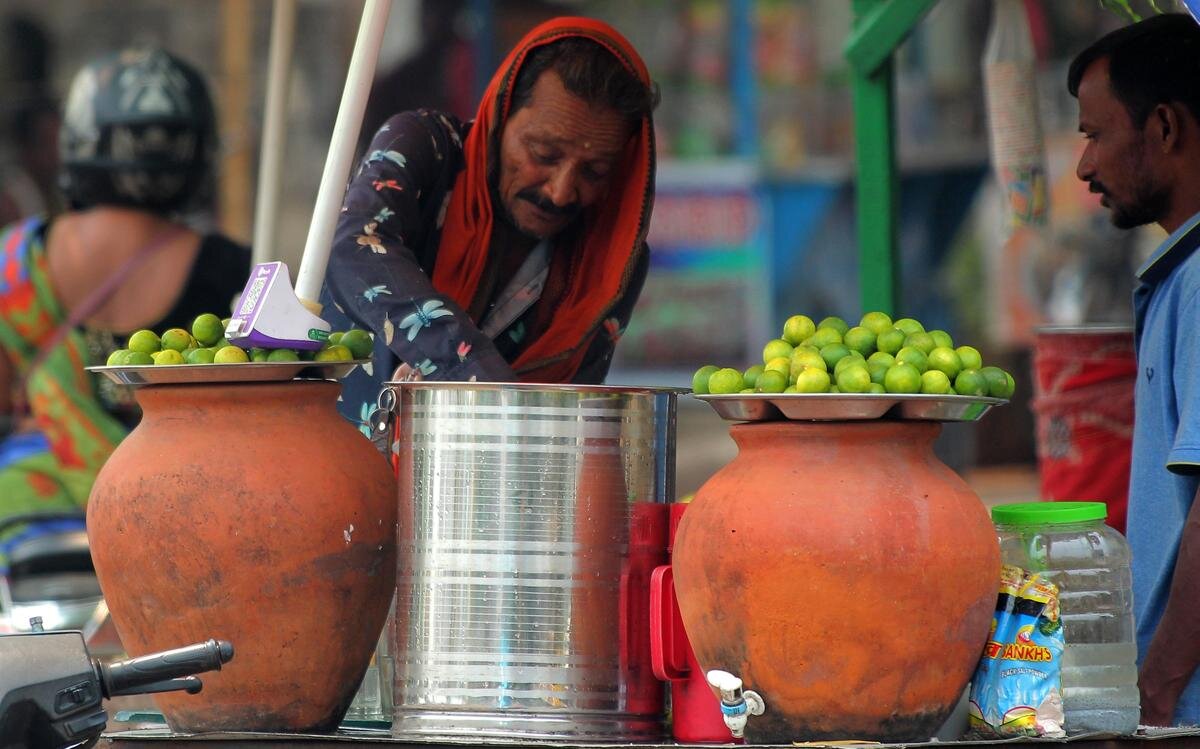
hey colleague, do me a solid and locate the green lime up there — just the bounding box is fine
[903,331,936,355]
[268,348,301,363]
[833,350,866,375]
[927,347,963,380]
[893,317,925,336]
[214,346,250,364]
[868,361,890,386]
[326,331,345,348]
[789,348,827,380]
[707,368,745,394]
[843,326,876,356]
[248,347,269,362]
[739,387,756,394]
[867,351,895,367]
[742,364,765,389]
[762,338,794,364]
[340,329,373,360]
[956,345,984,371]
[828,385,840,393]
[106,349,131,366]
[125,351,154,366]
[895,346,929,373]
[160,328,192,352]
[804,327,842,348]
[692,365,720,393]
[764,356,791,378]
[867,382,886,394]
[836,363,872,393]
[783,385,798,394]
[819,343,851,371]
[876,328,905,355]
[929,329,954,349]
[954,369,989,396]
[859,311,894,336]
[127,329,161,354]
[191,313,224,346]
[793,366,831,394]
[211,337,232,351]
[185,347,216,364]
[920,369,953,394]
[980,366,1014,399]
[782,315,816,346]
[817,316,850,336]
[758,369,788,393]
[884,362,922,394]
[152,349,185,365]
[315,344,354,362]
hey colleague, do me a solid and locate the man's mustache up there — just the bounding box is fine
[518,189,580,219]
[1088,181,1107,196]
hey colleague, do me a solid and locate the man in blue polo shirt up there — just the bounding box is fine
[1070,13,1200,726]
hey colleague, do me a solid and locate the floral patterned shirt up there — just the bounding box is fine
[322,110,649,437]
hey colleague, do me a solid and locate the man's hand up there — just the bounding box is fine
[391,363,425,382]
[1137,483,1200,726]
[1141,674,1179,727]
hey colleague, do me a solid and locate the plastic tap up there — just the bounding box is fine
[706,670,765,739]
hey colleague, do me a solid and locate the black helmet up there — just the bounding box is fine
[59,47,216,213]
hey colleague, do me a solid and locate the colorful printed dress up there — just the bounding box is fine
[0,217,127,521]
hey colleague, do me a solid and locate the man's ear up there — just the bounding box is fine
[1152,102,1182,153]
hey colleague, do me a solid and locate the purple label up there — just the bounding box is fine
[232,263,280,324]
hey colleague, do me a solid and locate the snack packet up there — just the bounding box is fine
[968,564,1065,737]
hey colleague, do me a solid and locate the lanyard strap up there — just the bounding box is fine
[15,225,185,416]
[479,240,550,340]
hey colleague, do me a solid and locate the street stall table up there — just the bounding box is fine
[95,728,1200,748]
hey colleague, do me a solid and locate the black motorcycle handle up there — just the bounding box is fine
[101,639,235,697]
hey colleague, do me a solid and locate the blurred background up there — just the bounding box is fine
[0,0,1174,498]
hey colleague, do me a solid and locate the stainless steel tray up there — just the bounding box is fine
[86,359,370,386]
[693,392,1006,423]
[892,393,1006,421]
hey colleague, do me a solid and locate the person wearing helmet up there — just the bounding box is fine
[0,47,249,559]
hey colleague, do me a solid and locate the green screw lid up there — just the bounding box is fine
[991,501,1107,526]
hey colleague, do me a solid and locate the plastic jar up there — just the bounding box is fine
[991,502,1139,735]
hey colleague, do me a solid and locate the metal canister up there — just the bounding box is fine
[378,382,679,740]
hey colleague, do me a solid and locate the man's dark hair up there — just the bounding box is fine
[508,37,658,126]
[1068,13,1200,127]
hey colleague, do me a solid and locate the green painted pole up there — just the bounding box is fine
[846,0,938,314]
[851,46,898,314]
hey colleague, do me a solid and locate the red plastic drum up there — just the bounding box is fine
[1031,326,1136,533]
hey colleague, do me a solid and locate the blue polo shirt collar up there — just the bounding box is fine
[1137,210,1200,284]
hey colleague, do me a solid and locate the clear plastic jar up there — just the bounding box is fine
[991,502,1139,735]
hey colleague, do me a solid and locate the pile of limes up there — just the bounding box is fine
[692,312,1016,398]
[104,313,374,366]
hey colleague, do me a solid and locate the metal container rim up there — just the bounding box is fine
[1032,324,1134,336]
[383,381,687,396]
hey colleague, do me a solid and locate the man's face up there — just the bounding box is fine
[1075,57,1169,229]
[496,70,632,240]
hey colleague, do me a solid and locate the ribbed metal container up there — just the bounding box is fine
[382,382,679,741]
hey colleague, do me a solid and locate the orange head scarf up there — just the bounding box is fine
[431,17,655,383]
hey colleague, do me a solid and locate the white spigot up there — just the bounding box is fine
[707,669,765,739]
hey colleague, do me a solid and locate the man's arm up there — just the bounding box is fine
[327,111,516,382]
[1138,481,1200,725]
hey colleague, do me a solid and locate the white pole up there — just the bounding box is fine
[294,0,391,306]
[251,0,297,265]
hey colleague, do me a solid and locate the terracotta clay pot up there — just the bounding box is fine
[673,420,999,743]
[87,381,398,732]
